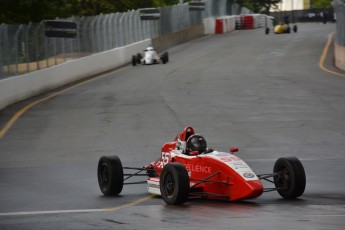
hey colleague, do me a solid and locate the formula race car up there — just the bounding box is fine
[266,22,298,34]
[132,46,168,66]
[97,126,306,205]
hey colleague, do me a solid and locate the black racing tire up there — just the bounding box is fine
[273,157,306,199]
[293,25,298,33]
[161,52,168,64]
[162,57,167,64]
[265,27,270,35]
[164,52,169,62]
[136,53,142,64]
[131,55,136,66]
[160,163,189,205]
[286,27,291,33]
[97,155,124,196]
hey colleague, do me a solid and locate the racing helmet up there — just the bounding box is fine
[146,47,154,51]
[186,134,207,154]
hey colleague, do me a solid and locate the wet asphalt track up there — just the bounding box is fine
[0,23,345,229]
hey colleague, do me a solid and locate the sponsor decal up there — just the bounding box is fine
[218,155,241,162]
[243,173,255,178]
[148,183,160,189]
[184,164,212,174]
[161,152,170,165]
[214,152,228,157]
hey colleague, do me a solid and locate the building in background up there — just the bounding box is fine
[272,0,313,11]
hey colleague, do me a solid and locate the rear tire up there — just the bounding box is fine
[286,27,291,33]
[160,163,189,205]
[131,55,136,66]
[97,155,124,196]
[164,52,169,62]
[293,25,298,33]
[273,157,306,199]
[161,52,168,64]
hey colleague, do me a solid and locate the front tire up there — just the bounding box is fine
[97,155,124,196]
[160,163,189,205]
[273,157,306,199]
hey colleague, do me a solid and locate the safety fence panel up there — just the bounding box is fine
[0,1,250,79]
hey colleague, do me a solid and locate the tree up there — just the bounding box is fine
[237,0,282,14]
[0,0,179,24]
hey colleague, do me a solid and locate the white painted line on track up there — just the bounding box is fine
[0,209,105,217]
[0,195,155,217]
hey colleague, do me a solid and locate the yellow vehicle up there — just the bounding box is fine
[266,22,297,35]
[274,22,290,33]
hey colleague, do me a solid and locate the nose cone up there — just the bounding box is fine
[245,180,264,199]
[230,180,264,201]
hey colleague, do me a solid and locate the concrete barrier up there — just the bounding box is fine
[152,24,205,53]
[0,24,206,111]
[335,42,345,71]
[0,39,151,110]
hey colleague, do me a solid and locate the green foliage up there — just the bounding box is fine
[237,0,282,14]
[0,0,180,24]
[313,0,333,8]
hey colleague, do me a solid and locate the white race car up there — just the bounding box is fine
[132,47,168,66]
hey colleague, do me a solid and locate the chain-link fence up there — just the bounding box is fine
[0,1,250,79]
[333,0,345,47]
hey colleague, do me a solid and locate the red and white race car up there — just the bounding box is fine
[97,126,306,205]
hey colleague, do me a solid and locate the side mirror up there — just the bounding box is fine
[230,147,239,154]
[189,151,199,156]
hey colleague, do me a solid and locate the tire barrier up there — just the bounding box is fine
[204,16,236,34]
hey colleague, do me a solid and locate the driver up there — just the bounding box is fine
[183,134,212,155]
[143,46,160,62]
[145,46,158,55]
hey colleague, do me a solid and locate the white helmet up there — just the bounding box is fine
[146,47,154,51]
